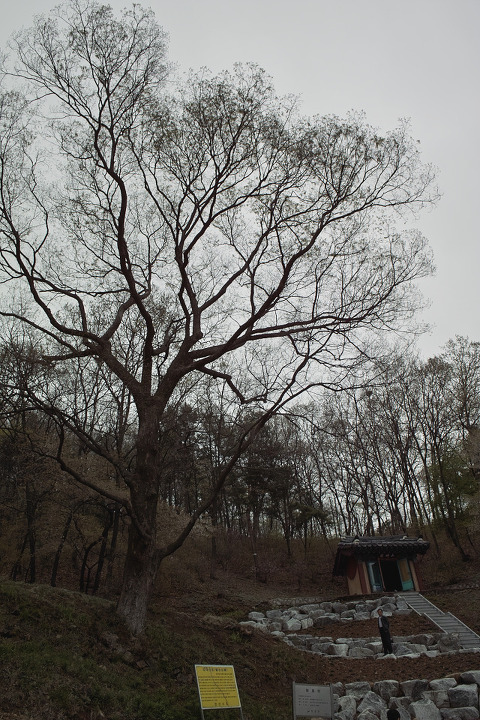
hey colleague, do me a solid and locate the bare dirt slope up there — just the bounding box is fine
[158,571,480,685]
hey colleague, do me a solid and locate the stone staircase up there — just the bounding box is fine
[399,591,480,650]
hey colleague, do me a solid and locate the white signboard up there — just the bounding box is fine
[292,683,333,719]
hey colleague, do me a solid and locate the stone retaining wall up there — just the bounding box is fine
[240,594,478,659]
[282,629,463,659]
[240,596,480,718]
[332,670,480,720]
[242,594,412,637]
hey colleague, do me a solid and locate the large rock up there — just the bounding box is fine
[448,685,479,709]
[414,634,436,647]
[393,641,428,656]
[357,691,387,717]
[287,635,307,648]
[409,643,429,654]
[239,620,267,632]
[266,621,282,632]
[336,713,354,720]
[310,641,335,654]
[401,679,430,701]
[394,706,413,720]
[409,699,442,720]
[298,603,320,613]
[430,678,458,691]
[423,690,452,709]
[332,682,345,697]
[365,641,383,654]
[438,634,461,653]
[440,710,480,720]
[310,609,327,619]
[372,680,400,701]
[265,609,283,619]
[357,711,380,720]
[314,614,340,627]
[328,643,349,657]
[319,601,334,612]
[460,673,480,686]
[337,694,357,720]
[344,682,372,700]
[349,646,375,658]
[391,697,415,711]
[381,603,397,614]
[282,618,302,632]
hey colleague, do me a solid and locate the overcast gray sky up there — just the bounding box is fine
[2,0,478,358]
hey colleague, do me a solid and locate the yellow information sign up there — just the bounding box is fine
[195,664,241,709]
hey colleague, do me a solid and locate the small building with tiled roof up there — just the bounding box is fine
[333,535,430,595]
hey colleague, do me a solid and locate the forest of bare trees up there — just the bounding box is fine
[1,335,478,597]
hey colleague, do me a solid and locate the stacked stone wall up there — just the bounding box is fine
[241,595,477,660]
[240,596,480,718]
[333,670,480,720]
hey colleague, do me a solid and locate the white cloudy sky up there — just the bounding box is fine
[1,0,478,358]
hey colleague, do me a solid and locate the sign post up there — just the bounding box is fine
[292,683,333,720]
[195,664,244,720]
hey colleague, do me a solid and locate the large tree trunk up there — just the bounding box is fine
[116,411,161,635]
[116,521,159,635]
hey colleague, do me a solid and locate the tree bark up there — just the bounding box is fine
[116,521,159,635]
[116,411,161,634]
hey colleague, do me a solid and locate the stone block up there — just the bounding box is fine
[265,609,283,619]
[298,603,320,613]
[426,690,451,709]
[372,680,400,701]
[309,609,327,619]
[344,681,372,700]
[441,710,480,720]
[430,679,458,692]
[310,641,335,654]
[328,643,349,656]
[314,614,340,627]
[401,679,430,701]
[282,618,302,632]
[332,682,345,697]
[438,635,461,653]
[409,699,442,720]
[266,621,282,632]
[337,694,357,719]
[366,641,383,654]
[357,690,387,716]
[349,646,375,658]
[319,601,333,612]
[460,673,480,686]
[357,711,380,720]
[448,685,479,710]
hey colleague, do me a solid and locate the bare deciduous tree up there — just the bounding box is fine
[0,0,437,632]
